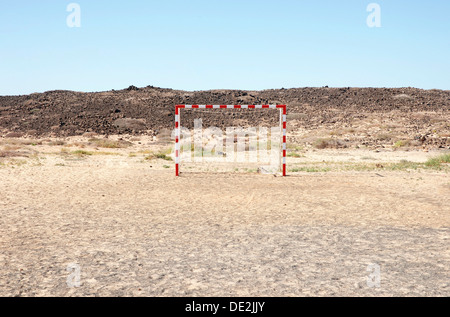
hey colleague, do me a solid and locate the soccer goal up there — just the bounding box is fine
[174,105,287,176]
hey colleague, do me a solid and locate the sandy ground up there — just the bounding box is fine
[0,137,449,296]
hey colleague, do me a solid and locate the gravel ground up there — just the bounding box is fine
[0,161,448,296]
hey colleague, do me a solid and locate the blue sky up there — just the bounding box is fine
[1,0,449,95]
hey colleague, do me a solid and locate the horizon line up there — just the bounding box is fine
[1,85,449,97]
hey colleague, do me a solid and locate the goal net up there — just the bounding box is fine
[174,105,286,176]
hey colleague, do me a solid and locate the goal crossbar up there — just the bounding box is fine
[175,104,287,176]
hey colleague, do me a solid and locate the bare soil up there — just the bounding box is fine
[0,137,448,296]
[1,86,448,296]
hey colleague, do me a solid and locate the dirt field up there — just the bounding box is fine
[0,137,448,296]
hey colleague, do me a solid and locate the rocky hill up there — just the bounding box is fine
[1,86,449,149]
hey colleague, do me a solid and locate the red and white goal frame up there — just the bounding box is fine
[175,105,287,176]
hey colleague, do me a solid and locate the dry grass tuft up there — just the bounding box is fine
[376,133,394,141]
[144,148,173,161]
[0,150,19,158]
[393,139,412,148]
[1,138,42,146]
[313,138,346,149]
[88,138,132,148]
[425,153,450,168]
[46,140,66,146]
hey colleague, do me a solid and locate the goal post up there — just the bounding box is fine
[175,105,287,176]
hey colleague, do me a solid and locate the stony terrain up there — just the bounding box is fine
[0,86,449,150]
[0,86,449,297]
